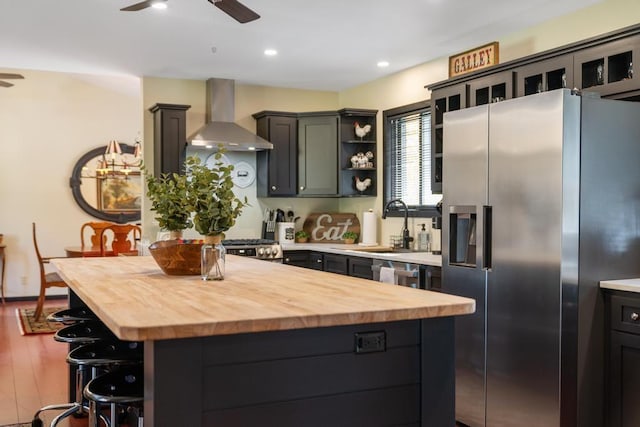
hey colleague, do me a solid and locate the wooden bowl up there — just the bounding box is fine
[148,240,203,275]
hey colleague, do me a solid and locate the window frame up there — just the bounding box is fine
[382,100,440,219]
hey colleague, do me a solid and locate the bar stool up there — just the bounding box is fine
[68,340,143,427]
[46,306,98,324]
[31,321,116,427]
[84,366,144,427]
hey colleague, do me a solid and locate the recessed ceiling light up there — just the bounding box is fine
[151,2,168,9]
[264,49,278,56]
[377,61,390,68]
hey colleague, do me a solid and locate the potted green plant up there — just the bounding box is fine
[144,169,192,239]
[295,230,310,243]
[186,153,249,280]
[342,231,358,244]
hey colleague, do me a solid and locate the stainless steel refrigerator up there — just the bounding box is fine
[442,89,640,427]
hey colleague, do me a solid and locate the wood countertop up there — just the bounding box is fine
[52,255,474,341]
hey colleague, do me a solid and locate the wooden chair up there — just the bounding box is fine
[99,224,141,256]
[32,222,67,321]
[80,221,114,250]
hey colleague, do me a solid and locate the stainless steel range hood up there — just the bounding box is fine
[188,78,273,151]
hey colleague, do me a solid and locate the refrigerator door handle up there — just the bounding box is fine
[483,205,492,270]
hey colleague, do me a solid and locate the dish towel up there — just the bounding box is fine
[379,266,397,284]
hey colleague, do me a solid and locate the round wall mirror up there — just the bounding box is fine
[70,144,142,223]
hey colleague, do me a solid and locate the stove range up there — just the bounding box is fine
[222,238,283,262]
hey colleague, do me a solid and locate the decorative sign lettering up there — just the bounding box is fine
[302,213,361,243]
[449,42,499,78]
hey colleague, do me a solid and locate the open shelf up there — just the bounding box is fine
[338,109,378,197]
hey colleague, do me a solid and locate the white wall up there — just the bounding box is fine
[0,70,142,298]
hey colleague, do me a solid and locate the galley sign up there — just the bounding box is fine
[302,213,361,243]
[449,42,499,78]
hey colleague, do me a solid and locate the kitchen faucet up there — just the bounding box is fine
[382,198,413,250]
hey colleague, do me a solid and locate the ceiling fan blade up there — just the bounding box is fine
[120,0,156,11]
[0,73,24,80]
[0,81,14,88]
[209,0,260,24]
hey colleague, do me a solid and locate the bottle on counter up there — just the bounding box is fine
[417,223,430,251]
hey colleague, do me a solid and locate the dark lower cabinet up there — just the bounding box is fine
[348,257,373,280]
[309,252,324,271]
[324,253,348,275]
[609,330,640,427]
[283,251,309,268]
[310,252,374,279]
[607,291,640,427]
[284,251,437,286]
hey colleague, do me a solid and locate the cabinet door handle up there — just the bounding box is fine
[631,312,639,321]
[271,185,277,191]
[316,259,322,263]
[284,258,290,263]
[300,186,305,191]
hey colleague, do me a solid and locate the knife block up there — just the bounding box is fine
[262,221,275,240]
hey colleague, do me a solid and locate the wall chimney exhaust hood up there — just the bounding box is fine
[187,78,273,151]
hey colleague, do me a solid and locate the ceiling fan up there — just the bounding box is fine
[0,73,24,88]
[120,0,260,24]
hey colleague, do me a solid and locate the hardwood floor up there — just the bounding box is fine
[0,299,86,427]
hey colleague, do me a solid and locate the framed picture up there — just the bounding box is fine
[97,172,142,214]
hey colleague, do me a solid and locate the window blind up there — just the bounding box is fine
[388,109,440,208]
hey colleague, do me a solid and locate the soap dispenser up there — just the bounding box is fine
[417,223,430,251]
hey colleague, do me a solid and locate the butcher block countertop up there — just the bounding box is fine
[52,255,474,342]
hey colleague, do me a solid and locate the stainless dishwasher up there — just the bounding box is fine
[371,260,422,289]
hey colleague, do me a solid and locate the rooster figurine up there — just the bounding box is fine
[354,176,372,193]
[354,122,372,141]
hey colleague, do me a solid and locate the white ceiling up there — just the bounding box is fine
[0,0,602,91]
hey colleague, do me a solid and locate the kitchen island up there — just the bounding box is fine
[53,255,474,426]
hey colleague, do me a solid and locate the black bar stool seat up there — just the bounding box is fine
[84,366,144,427]
[54,320,116,345]
[68,341,143,368]
[47,307,98,323]
[84,366,144,404]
